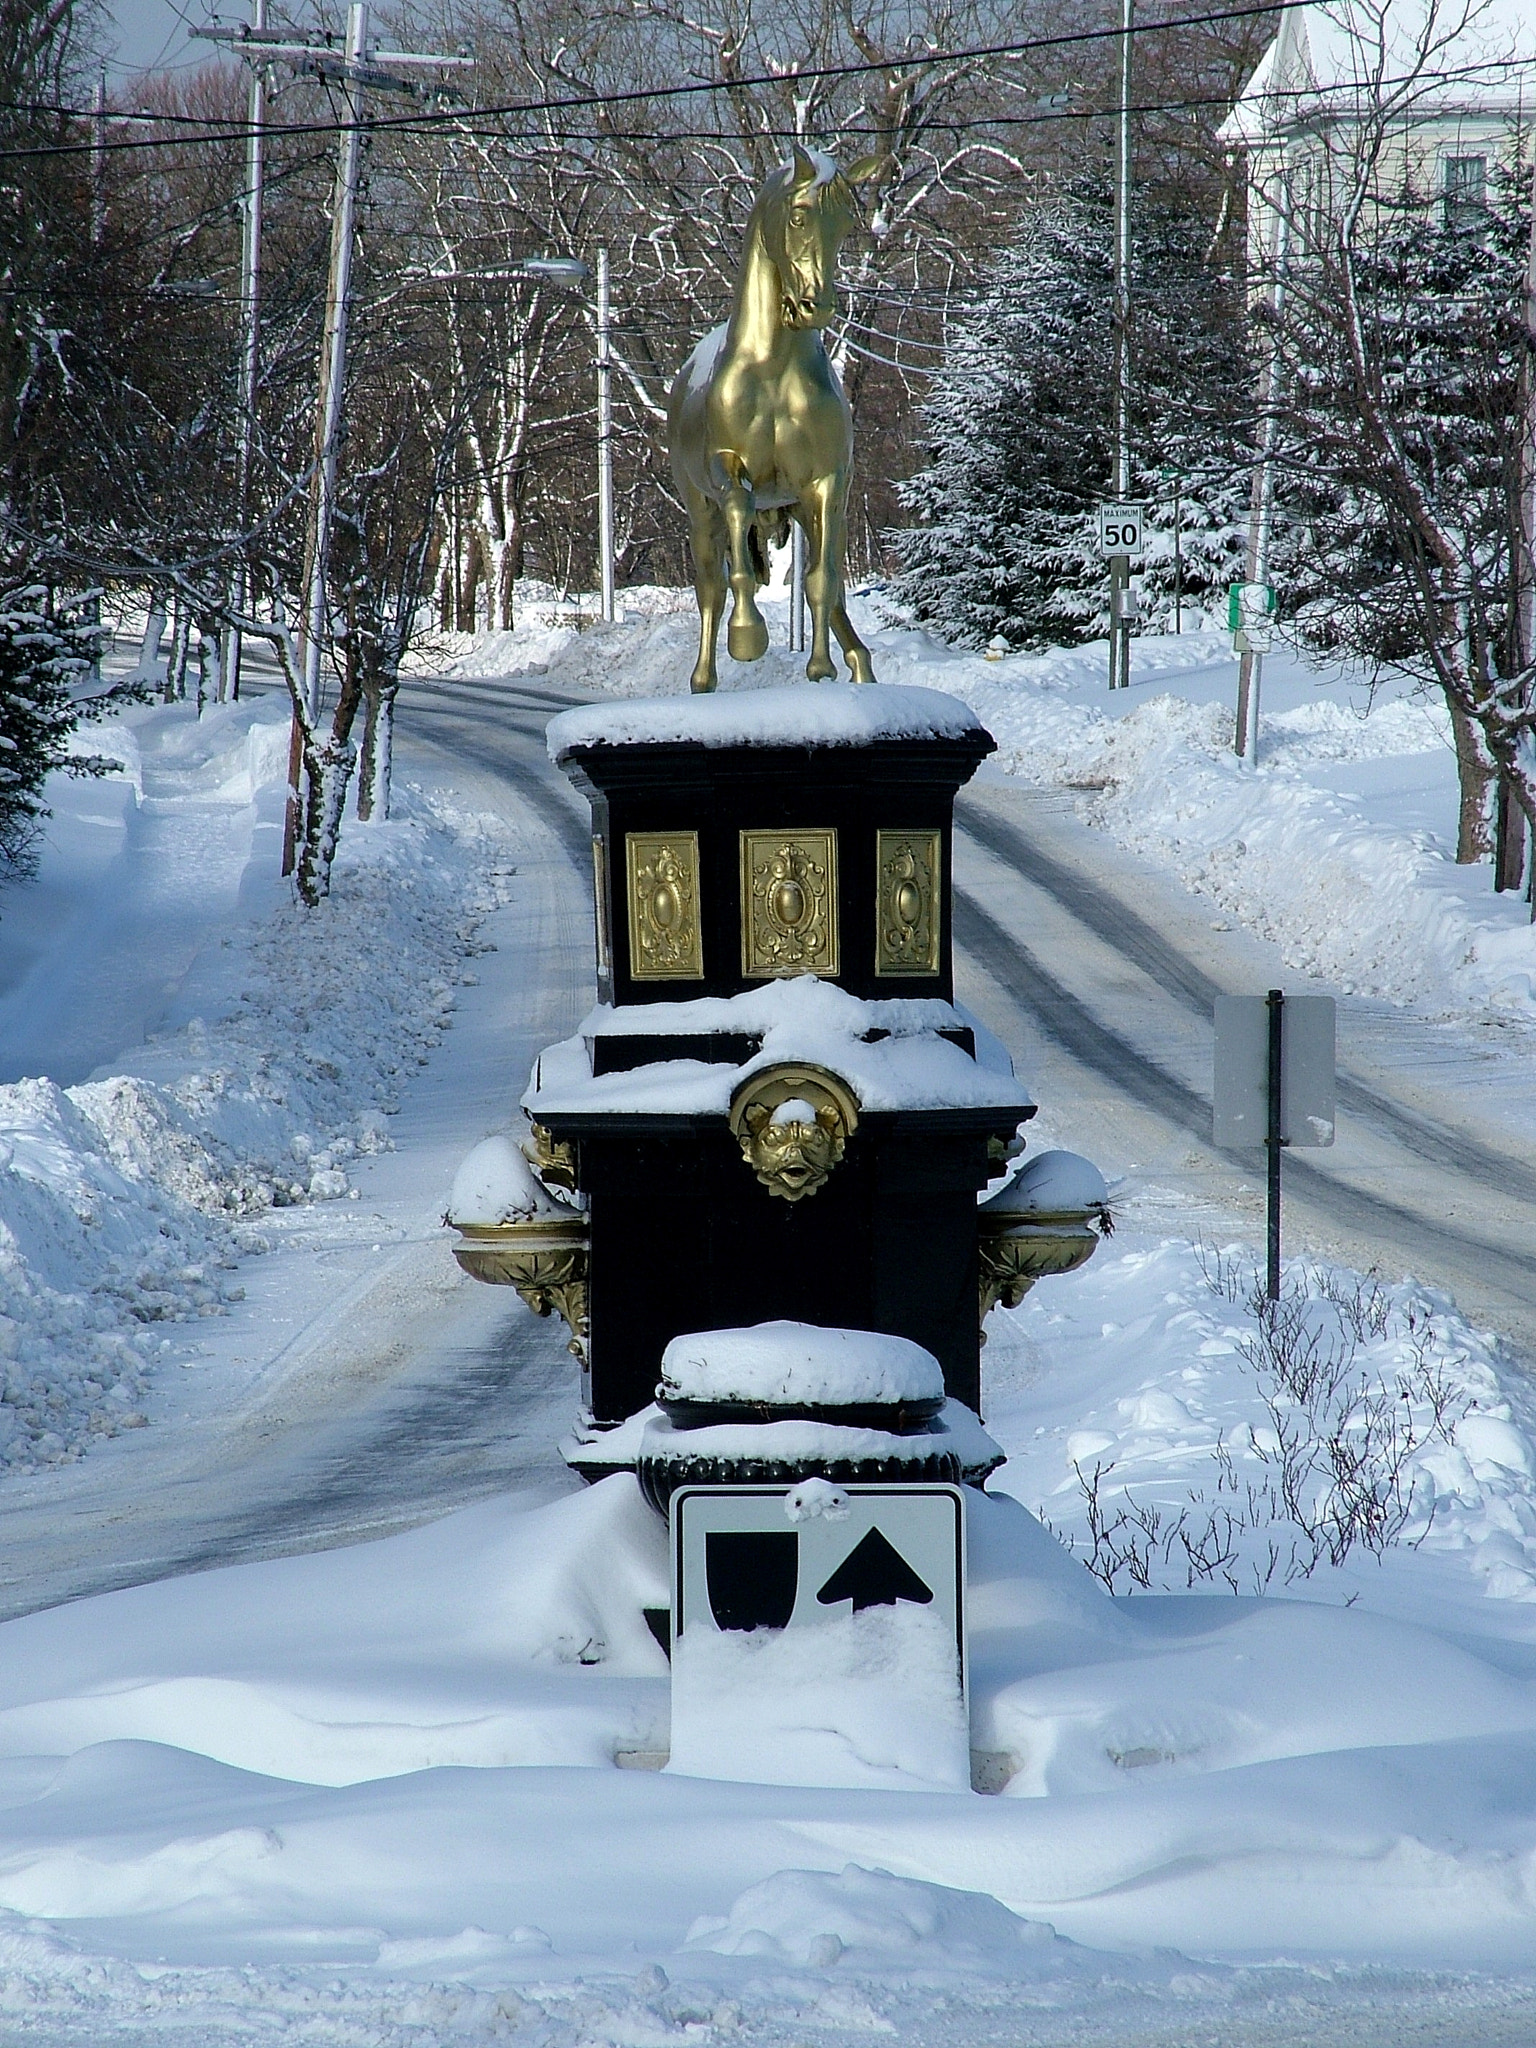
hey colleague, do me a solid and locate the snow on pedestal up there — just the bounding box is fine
[547,682,984,759]
[981,1147,1110,1220]
[659,1320,944,1410]
[445,1133,566,1228]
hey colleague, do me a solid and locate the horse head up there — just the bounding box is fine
[758,144,881,331]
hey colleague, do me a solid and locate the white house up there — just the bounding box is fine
[1220,0,1536,273]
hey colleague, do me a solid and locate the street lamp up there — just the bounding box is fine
[512,256,613,625]
[513,256,590,287]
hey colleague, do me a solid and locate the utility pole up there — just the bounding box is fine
[224,0,268,703]
[200,9,471,871]
[1498,144,1536,902]
[91,65,107,242]
[596,246,614,623]
[1108,0,1135,690]
[1235,194,1290,767]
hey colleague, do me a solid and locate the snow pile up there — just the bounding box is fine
[530,978,1030,1119]
[668,1603,971,1792]
[982,1148,1110,1218]
[0,1477,669,1784]
[685,1863,1069,1968]
[951,643,1536,1023]
[446,1132,565,1227]
[986,1233,1536,1605]
[548,681,986,756]
[0,707,517,1476]
[4,1446,1536,1978]
[659,1323,944,1408]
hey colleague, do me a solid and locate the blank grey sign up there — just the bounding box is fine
[1213,995,1336,1149]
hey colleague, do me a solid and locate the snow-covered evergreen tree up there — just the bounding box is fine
[887,179,1251,648]
[0,590,116,882]
[1271,158,1528,667]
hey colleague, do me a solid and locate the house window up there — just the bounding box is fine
[1442,153,1487,226]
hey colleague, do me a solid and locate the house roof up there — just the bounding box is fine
[1220,0,1536,146]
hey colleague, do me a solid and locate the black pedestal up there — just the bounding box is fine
[536,689,1030,1430]
[540,1102,1019,1422]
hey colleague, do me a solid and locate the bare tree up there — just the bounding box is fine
[1245,0,1536,886]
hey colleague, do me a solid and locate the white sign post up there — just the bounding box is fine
[1228,580,1276,654]
[1096,502,1145,557]
[668,1482,969,1790]
[1214,991,1336,1299]
[1097,503,1145,692]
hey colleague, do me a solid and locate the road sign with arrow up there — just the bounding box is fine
[672,1483,966,1691]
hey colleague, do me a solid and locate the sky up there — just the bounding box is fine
[100,0,326,82]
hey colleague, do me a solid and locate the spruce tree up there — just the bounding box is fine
[887,178,1251,649]
[0,590,116,882]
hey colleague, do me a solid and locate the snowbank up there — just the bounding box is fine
[0,702,516,1475]
[988,1233,1536,1609]
[668,1603,971,1792]
[3,1430,1536,1985]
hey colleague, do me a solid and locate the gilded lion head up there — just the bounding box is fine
[728,1064,860,1204]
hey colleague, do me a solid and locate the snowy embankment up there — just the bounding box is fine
[0,701,512,1474]
[424,589,1536,1029]
[2,1285,1536,2040]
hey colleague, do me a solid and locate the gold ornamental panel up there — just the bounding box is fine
[875,829,941,978]
[626,831,704,980]
[740,829,838,978]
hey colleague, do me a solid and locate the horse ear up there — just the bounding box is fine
[844,152,884,185]
[789,143,818,189]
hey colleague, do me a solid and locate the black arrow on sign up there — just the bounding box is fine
[816,1527,934,1613]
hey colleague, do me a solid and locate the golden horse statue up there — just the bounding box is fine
[669,146,880,693]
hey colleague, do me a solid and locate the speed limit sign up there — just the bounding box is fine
[1096,502,1145,557]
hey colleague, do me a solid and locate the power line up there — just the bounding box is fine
[0,1,1288,159]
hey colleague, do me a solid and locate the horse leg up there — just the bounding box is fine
[829,592,876,687]
[799,479,841,682]
[715,454,769,664]
[801,477,875,685]
[686,488,728,693]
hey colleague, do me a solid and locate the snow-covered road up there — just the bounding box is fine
[0,672,596,1621]
[4,644,1528,1632]
[953,781,1536,1360]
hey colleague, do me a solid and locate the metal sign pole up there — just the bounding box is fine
[596,245,615,624]
[1266,987,1284,1299]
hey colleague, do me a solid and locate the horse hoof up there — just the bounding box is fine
[848,654,876,686]
[728,616,769,663]
[805,656,835,683]
[690,667,718,693]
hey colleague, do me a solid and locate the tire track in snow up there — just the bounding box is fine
[957,796,1536,1205]
[952,884,1536,1322]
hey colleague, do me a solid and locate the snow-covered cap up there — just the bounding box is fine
[659,1321,944,1409]
[979,1148,1109,1220]
[547,684,987,762]
[446,1134,565,1229]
